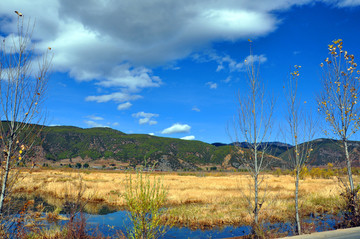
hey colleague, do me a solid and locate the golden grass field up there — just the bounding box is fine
[12,169,355,229]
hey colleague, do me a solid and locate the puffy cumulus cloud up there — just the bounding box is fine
[148,133,155,136]
[96,65,161,91]
[206,82,218,89]
[181,135,195,140]
[132,112,159,125]
[0,0,307,71]
[2,0,357,69]
[1,0,356,110]
[161,123,191,134]
[117,102,132,110]
[84,120,108,128]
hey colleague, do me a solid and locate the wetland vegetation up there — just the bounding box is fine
[11,168,358,228]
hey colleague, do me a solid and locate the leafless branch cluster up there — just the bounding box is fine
[231,41,275,224]
[0,14,52,216]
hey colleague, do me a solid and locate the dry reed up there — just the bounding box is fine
[13,169,353,228]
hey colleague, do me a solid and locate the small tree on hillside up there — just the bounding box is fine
[0,12,52,216]
[284,65,315,235]
[232,40,275,225]
[318,39,359,201]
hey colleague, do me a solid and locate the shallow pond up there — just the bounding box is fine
[84,210,339,238]
[10,194,340,238]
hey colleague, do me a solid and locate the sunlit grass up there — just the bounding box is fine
[13,169,354,228]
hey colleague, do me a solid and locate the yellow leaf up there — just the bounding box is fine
[14,11,23,17]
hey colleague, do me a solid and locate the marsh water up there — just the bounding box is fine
[11,194,339,238]
[85,210,338,238]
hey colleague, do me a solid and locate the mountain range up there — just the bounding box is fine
[23,125,360,170]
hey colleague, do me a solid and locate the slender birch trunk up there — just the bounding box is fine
[231,40,274,229]
[295,165,301,235]
[343,140,354,194]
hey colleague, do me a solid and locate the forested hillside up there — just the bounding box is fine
[12,124,360,170]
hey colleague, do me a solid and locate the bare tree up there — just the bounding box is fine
[232,40,275,225]
[318,39,359,199]
[284,65,314,235]
[0,12,52,216]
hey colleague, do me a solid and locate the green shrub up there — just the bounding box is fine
[75,163,82,169]
[123,169,170,239]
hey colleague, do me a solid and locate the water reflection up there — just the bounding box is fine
[86,210,253,238]
[11,193,119,215]
[11,194,339,238]
[85,210,338,238]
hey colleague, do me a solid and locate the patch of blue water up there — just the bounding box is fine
[5,210,341,238]
[84,210,340,238]
[85,210,252,238]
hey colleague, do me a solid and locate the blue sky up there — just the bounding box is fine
[1,0,360,144]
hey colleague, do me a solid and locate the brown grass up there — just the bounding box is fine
[13,169,353,228]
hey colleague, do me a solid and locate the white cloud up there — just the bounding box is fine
[132,111,159,125]
[0,34,23,54]
[113,122,119,126]
[181,135,195,140]
[117,102,132,110]
[326,0,360,7]
[244,54,267,65]
[0,1,291,91]
[148,133,155,136]
[223,76,232,83]
[161,123,191,134]
[0,0,354,73]
[87,115,104,121]
[84,120,109,128]
[95,64,162,91]
[216,65,224,72]
[192,106,200,112]
[139,118,150,124]
[1,0,356,110]
[132,112,159,118]
[197,52,267,72]
[85,92,142,103]
[206,82,218,89]
[180,135,195,140]
[149,120,158,125]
